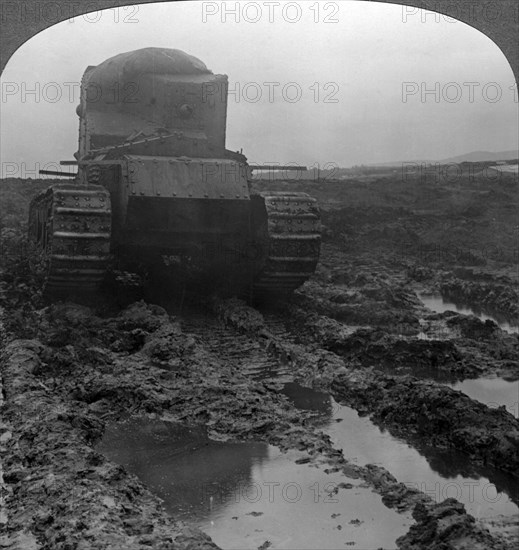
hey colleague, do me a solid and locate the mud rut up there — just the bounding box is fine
[148,295,519,548]
[2,272,518,549]
[179,309,295,383]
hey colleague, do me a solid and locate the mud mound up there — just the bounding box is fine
[294,281,420,328]
[440,278,519,320]
[0,340,218,550]
[212,296,267,334]
[397,498,511,550]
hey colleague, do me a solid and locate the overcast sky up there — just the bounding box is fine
[0,0,517,177]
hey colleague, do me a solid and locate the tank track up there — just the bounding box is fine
[252,191,321,293]
[28,183,111,296]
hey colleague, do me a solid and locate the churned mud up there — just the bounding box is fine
[1,170,518,549]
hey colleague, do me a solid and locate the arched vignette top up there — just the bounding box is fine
[0,0,517,86]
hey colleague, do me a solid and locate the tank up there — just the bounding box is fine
[28,47,321,297]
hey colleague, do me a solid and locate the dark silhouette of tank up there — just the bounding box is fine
[29,48,320,297]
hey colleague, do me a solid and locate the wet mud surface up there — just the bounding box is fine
[1,171,518,548]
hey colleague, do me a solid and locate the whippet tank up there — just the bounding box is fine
[28,47,321,296]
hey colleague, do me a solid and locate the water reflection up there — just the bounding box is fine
[96,416,411,549]
[282,383,519,520]
[418,293,519,334]
[197,447,411,550]
[96,417,269,521]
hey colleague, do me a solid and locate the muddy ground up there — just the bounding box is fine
[0,169,518,549]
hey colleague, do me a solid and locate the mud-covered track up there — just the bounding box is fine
[252,192,321,293]
[28,183,111,295]
[180,311,296,382]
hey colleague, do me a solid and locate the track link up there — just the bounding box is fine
[29,183,111,295]
[252,192,321,293]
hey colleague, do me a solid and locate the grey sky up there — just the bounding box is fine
[0,0,517,177]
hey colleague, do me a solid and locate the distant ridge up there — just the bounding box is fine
[366,160,431,167]
[439,150,518,164]
[366,149,518,167]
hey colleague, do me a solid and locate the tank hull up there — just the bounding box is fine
[29,47,321,298]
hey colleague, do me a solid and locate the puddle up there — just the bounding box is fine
[418,293,519,334]
[96,417,411,550]
[282,384,519,521]
[446,377,519,419]
[282,382,332,413]
[95,384,518,548]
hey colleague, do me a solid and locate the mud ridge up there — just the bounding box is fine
[209,298,517,549]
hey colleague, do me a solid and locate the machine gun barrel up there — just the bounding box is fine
[250,165,307,171]
[39,170,77,177]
